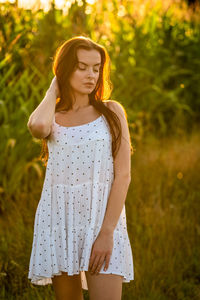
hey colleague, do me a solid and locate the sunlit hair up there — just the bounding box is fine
[39,35,133,167]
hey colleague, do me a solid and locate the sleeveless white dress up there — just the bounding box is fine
[28,113,134,290]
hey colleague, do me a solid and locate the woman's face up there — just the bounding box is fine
[69,48,101,96]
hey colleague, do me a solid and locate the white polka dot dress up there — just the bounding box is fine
[28,113,134,290]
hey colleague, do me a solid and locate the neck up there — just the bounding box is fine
[71,93,91,111]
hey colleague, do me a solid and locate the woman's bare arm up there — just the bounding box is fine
[27,76,59,139]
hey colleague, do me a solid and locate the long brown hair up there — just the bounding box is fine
[39,35,133,167]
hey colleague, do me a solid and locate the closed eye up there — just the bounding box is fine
[78,67,99,72]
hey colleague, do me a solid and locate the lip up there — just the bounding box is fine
[84,83,94,86]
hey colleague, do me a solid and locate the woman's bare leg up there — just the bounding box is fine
[85,271,123,300]
[52,271,84,300]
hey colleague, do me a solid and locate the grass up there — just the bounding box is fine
[125,129,200,299]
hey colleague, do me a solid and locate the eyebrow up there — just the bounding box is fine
[78,61,101,66]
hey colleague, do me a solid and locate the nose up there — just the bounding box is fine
[87,68,96,77]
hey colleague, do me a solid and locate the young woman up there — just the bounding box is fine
[27,35,134,300]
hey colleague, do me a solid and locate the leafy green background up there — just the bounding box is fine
[0,0,200,299]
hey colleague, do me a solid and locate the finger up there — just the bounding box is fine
[95,255,106,274]
[90,255,101,273]
[89,252,95,271]
[104,254,111,271]
[89,249,97,269]
[88,245,96,267]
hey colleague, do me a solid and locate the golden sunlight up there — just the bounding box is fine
[0,0,97,11]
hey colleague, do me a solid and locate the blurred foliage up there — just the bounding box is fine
[0,0,200,299]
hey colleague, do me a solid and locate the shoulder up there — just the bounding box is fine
[103,100,128,120]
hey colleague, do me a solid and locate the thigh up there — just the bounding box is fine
[85,271,123,300]
[52,271,84,300]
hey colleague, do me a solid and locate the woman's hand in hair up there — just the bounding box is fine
[48,75,60,98]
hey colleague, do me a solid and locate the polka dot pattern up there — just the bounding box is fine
[28,114,134,290]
